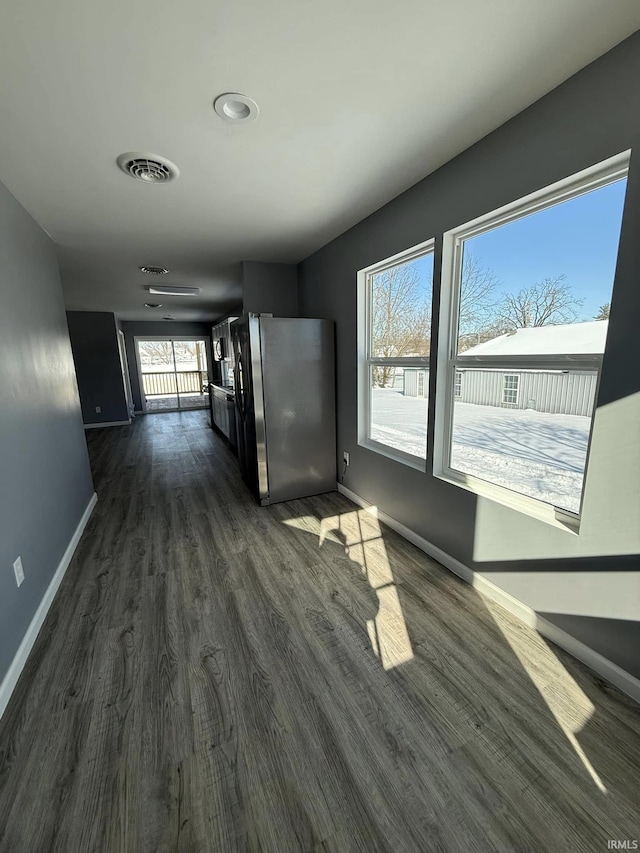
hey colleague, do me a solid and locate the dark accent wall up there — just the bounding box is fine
[67,311,129,425]
[0,181,94,685]
[242,261,298,317]
[120,321,213,411]
[298,32,640,679]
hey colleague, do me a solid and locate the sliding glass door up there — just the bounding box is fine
[136,338,209,412]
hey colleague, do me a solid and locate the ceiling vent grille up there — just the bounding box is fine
[139,265,169,275]
[116,152,180,184]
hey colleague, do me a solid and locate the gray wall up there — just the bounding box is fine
[120,321,213,411]
[298,32,640,679]
[0,181,94,685]
[242,261,299,317]
[67,311,129,425]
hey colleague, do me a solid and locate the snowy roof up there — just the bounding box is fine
[461,320,608,356]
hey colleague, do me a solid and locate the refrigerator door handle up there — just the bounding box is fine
[235,355,245,416]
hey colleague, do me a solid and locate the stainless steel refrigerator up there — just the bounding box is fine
[231,315,336,505]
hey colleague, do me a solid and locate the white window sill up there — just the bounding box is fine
[435,467,581,535]
[360,437,427,472]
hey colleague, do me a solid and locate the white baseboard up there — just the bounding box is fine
[84,419,131,429]
[0,492,98,720]
[534,616,640,704]
[337,483,640,705]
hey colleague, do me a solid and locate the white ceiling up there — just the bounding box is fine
[1,0,639,322]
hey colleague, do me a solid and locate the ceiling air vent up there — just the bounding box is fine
[116,152,180,184]
[139,265,169,275]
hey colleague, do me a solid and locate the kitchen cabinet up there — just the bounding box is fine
[209,383,237,449]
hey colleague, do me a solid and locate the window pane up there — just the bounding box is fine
[502,374,520,405]
[175,340,209,410]
[454,371,462,398]
[456,178,627,355]
[370,367,428,459]
[138,340,178,411]
[371,253,433,360]
[450,368,598,512]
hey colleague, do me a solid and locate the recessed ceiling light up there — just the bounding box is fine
[116,152,180,183]
[144,302,163,308]
[147,285,200,296]
[162,315,175,320]
[139,265,169,275]
[213,93,259,123]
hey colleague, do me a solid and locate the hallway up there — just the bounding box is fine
[0,411,638,851]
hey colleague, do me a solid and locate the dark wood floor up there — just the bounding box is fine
[0,411,638,852]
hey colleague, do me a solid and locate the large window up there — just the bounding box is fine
[435,152,629,521]
[358,239,434,465]
[135,337,209,413]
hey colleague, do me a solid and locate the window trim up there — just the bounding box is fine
[434,150,630,530]
[357,237,435,468]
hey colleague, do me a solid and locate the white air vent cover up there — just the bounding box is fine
[116,152,180,183]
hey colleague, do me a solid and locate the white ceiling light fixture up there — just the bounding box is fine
[144,302,163,308]
[116,152,180,183]
[139,265,169,275]
[147,285,200,296]
[213,93,259,123]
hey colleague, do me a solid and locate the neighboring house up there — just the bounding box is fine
[404,321,607,417]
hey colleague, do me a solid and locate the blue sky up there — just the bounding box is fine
[407,177,627,321]
[462,178,627,319]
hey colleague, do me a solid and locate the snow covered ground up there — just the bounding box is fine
[370,388,590,512]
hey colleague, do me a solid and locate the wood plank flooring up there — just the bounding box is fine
[0,410,638,852]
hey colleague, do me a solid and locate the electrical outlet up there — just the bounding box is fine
[95,406,101,413]
[13,556,25,587]
[343,451,350,466]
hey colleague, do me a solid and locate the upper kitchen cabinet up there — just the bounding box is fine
[212,317,238,385]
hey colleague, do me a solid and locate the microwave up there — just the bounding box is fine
[214,336,226,361]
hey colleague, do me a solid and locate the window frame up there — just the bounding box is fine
[133,335,211,414]
[502,374,520,406]
[454,371,463,399]
[357,237,435,469]
[434,151,630,530]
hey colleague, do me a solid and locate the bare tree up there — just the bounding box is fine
[138,341,174,365]
[594,302,611,320]
[173,341,198,363]
[371,252,504,369]
[496,274,584,329]
[371,261,431,387]
[457,253,502,352]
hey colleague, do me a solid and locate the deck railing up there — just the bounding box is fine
[142,370,208,397]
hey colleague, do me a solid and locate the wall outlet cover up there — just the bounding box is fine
[343,451,350,465]
[13,556,25,587]
[95,406,101,413]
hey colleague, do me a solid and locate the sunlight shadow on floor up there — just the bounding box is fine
[483,597,607,793]
[282,508,414,670]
